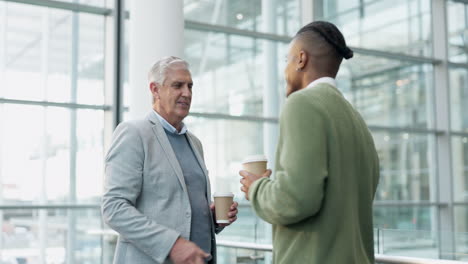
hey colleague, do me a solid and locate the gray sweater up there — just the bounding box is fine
[164,129,213,256]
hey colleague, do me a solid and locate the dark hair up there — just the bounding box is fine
[296,21,353,60]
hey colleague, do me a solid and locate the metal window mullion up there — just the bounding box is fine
[112,0,123,128]
[432,0,456,259]
[0,97,111,110]
[184,20,441,65]
[67,4,79,264]
[3,0,112,15]
[39,8,50,264]
[0,0,6,258]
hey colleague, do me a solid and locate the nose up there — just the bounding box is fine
[182,85,192,97]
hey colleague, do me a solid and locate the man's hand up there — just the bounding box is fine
[169,237,211,264]
[210,201,239,227]
[239,169,272,200]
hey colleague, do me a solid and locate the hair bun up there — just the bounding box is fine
[343,47,354,60]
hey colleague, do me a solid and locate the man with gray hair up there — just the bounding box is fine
[102,56,238,264]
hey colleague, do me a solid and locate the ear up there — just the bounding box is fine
[297,50,308,70]
[149,82,160,100]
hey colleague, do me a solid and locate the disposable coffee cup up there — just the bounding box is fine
[213,192,234,224]
[242,155,268,175]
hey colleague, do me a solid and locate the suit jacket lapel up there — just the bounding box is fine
[147,112,188,194]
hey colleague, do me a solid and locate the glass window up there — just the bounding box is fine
[76,109,105,204]
[372,132,436,201]
[0,208,103,263]
[453,136,468,202]
[0,1,109,261]
[376,224,438,258]
[448,0,468,63]
[454,205,468,261]
[450,67,468,132]
[57,0,109,8]
[2,3,71,102]
[184,0,300,36]
[185,29,287,117]
[338,54,434,128]
[184,116,277,198]
[0,105,71,204]
[319,0,432,57]
[1,3,105,105]
[76,13,105,105]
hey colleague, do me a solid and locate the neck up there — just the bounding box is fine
[153,106,183,131]
[300,72,322,90]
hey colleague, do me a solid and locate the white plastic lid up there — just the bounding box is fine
[242,155,268,164]
[213,192,234,197]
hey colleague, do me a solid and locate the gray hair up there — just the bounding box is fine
[148,56,190,85]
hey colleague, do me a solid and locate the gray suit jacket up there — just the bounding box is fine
[102,112,219,264]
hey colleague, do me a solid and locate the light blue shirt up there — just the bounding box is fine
[152,110,187,135]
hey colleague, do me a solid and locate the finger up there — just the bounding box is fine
[194,257,205,264]
[229,216,237,223]
[210,203,215,210]
[231,202,239,210]
[239,170,253,178]
[228,209,238,217]
[241,186,247,193]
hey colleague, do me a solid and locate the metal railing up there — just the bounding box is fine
[216,240,468,264]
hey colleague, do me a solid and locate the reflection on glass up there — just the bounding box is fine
[454,206,468,261]
[374,206,433,232]
[184,0,300,36]
[453,137,468,202]
[319,0,432,56]
[0,2,105,105]
[0,208,104,264]
[77,13,105,105]
[76,109,104,204]
[2,4,71,102]
[185,29,287,117]
[448,1,468,63]
[379,228,438,259]
[337,54,433,128]
[450,67,468,132]
[184,117,272,198]
[372,132,435,201]
[216,205,270,244]
[0,105,71,204]
[217,247,272,264]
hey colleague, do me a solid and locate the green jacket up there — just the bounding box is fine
[249,83,380,264]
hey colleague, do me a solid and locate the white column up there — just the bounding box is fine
[262,0,279,172]
[128,0,184,120]
[0,1,5,258]
[261,3,278,264]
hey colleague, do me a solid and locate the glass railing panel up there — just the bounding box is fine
[380,228,439,259]
[0,207,106,264]
[217,247,272,264]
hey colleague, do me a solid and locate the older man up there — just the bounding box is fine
[102,56,238,264]
[240,21,380,263]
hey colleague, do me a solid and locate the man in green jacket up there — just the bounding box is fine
[240,21,380,264]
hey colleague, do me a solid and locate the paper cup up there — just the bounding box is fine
[213,192,234,224]
[242,155,268,175]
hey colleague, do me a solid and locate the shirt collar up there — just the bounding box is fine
[152,110,187,135]
[305,77,337,90]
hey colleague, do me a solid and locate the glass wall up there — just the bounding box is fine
[0,0,110,263]
[1,0,468,263]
